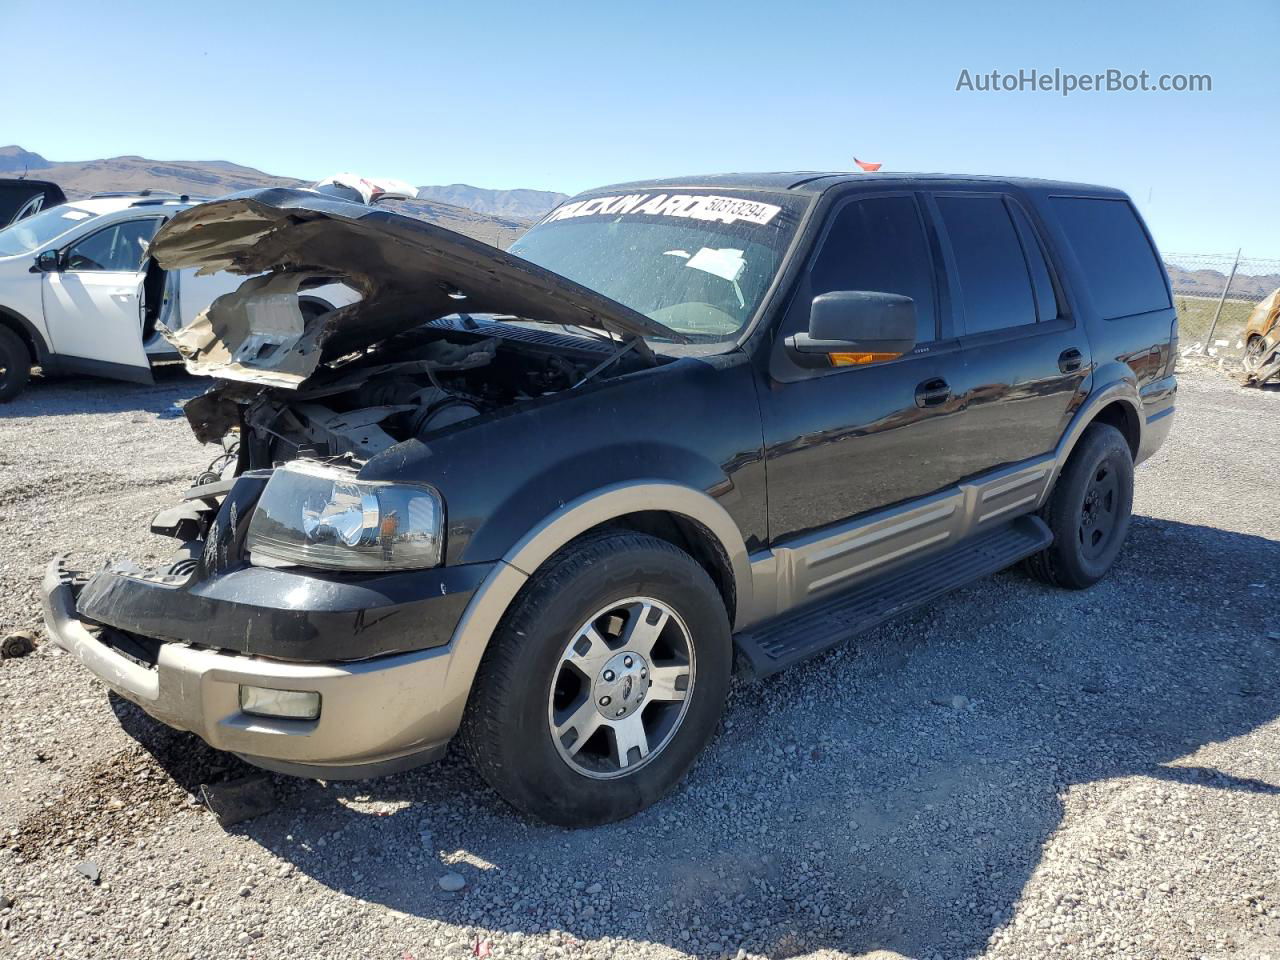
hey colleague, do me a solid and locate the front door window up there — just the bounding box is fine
[65,219,161,272]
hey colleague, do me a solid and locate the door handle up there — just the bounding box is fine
[1058,348,1084,373]
[915,377,951,408]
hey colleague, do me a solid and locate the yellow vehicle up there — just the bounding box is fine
[1243,287,1280,385]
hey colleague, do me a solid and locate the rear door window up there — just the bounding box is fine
[809,194,938,343]
[935,195,1038,335]
[1048,197,1170,319]
[1007,202,1059,322]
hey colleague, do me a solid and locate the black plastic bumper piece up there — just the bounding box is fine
[74,560,494,662]
[735,514,1053,677]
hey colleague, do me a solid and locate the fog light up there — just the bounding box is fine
[239,685,321,720]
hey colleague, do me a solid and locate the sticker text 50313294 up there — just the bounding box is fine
[539,193,783,227]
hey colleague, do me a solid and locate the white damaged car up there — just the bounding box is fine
[0,176,411,401]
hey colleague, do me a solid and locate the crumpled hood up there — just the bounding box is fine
[148,187,683,387]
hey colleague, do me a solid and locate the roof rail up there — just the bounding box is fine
[130,195,207,206]
[89,189,182,199]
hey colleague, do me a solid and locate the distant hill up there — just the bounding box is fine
[416,183,568,220]
[0,146,53,174]
[1165,262,1280,301]
[0,145,304,197]
[0,146,534,247]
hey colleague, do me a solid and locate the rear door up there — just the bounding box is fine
[41,217,164,379]
[1044,195,1176,395]
[925,190,1089,473]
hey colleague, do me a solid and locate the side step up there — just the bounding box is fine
[735,514,1052,678]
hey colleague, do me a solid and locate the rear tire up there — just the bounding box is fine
[0,327,31,403]
[1027,423,1134,589]
[459,532,732,827]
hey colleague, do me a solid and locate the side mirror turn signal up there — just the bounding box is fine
[785,290,917,369]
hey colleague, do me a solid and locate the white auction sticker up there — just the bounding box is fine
[540,193,782,227]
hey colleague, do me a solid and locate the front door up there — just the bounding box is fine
[759,191,970,555]
[41,217,163,379]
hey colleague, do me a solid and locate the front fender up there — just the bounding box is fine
[501,479,753,624]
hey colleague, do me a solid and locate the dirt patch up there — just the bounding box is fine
[4,698,259,863]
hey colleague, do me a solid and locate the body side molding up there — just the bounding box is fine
[744,455,1056,623]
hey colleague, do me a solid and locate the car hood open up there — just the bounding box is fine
[148,187,684,388]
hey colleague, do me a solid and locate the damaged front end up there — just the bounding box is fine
[147,187,681,456]
[40,461,493,776]
[40,187,683,777]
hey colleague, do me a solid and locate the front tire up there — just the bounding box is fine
[1027,423,1134,589]
[0,327,31,403]
[460,532,732,826]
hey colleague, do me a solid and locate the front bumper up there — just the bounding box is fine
[41,558,498,779]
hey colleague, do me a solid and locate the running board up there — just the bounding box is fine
[735,514,1052,678]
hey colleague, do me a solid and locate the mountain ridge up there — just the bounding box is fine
[0,146,548,246]
[415,183,568,220]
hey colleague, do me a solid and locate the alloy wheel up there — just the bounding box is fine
[547,597,695,780]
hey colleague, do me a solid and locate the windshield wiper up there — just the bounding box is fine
[557,322,617,345]
[572,338,645,388]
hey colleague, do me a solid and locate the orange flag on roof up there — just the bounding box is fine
[853,157,882,171]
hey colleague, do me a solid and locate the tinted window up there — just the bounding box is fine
[809,195,937,342]
[0,184,46,225]
[936,195,1037,334]
[66,219,160,272]
[1049,197,1169,319]
[1007,202,1059,322]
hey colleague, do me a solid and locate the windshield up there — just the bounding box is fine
[509,190,806,341]
[0,204,94,258]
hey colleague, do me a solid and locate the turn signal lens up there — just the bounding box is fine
[828,352,901,367]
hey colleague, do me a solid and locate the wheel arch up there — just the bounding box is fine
[558,510,738,628]
[1085,398,1141,461]
[502,482,751,629]
[1046,380,1143,499]
[430,482,752,748]
[0,306,49,365]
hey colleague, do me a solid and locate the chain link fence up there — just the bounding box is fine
[1163,252,1280,357]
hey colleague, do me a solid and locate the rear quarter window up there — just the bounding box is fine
[1049,197,1170,319]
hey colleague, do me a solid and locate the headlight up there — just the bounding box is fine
[246,460,444,570]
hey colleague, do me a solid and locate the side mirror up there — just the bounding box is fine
[31,249,61,273]
[785,290,916,369]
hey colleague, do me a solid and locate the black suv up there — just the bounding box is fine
[42,173,1177,826]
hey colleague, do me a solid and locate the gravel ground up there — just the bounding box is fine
[1,362,1279,960]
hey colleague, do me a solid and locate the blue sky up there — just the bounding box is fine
[8,0,1279,258]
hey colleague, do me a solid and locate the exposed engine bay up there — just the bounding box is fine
[232,318,648,465]
[145,188,687,463]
